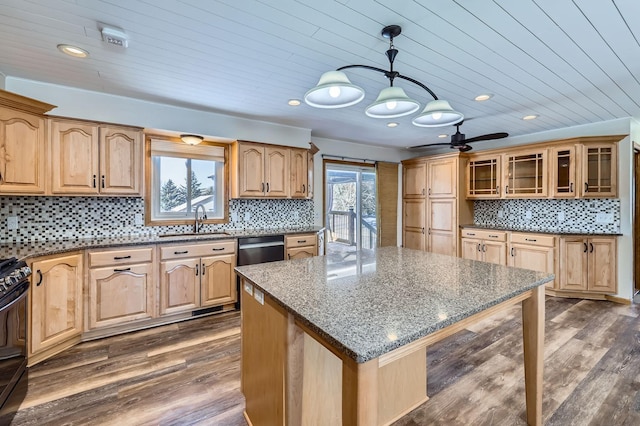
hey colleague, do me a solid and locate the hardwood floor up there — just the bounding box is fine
[3,296,640,425]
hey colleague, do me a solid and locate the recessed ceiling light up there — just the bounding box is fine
[522,114,539,120]
[387,122,399,128]
[474,94,493,101]
[57,44,89,58]
[438,134,448,138]
[288,99,301,106]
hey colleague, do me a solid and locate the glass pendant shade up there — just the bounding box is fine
[365,86,420,118]
[304,71,365,108]
[412,100,464,127]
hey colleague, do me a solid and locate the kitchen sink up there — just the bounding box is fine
[158,231,231,238]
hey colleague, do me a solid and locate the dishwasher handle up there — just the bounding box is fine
[239,241,285,250]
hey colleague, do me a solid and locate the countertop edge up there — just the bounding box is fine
[460,224,621,236]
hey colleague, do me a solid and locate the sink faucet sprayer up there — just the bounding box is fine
[194,204,207,233]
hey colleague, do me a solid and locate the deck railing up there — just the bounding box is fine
[327,209,377,250]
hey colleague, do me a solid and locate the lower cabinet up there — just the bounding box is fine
[159,240,236,316]
[460,229,507,265]
[559,236,617,293]
[508,232,556,289]
[285,233,318,260]
[87,246,155,330]
[28,252,83,364]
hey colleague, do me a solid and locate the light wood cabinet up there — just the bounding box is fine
[28,253,83,362]
[466,154,501,199]
[581,143,617,198]
[159,240,236,315]
[87,247,155,329]
[504,149,548,198]
[427,198,457,256]
[402,161,427,198]
[50,119,142,196]
[460,229,507,265]
[0,90,54,195]
[427,157,457,198]
[402,199,426,251]
[232,141,289,198]
[285,233,318,260]
[508,232,556,289]
[559,236,616,293]
[549,145,577,198]
[290,148,308,198]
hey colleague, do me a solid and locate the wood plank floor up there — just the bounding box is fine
[3,296,640,425]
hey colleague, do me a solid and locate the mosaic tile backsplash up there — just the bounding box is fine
[0,197,314,243]
[474,198,620,234]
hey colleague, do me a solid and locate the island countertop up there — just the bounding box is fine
[235,246,554,363]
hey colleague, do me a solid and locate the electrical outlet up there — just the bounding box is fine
[6,216,18,230]
[230,212,238,222]
[254,288,264,305]
[558,211,565,222]
[134,213,143,225]
[525,210,532,220]
[596,212,613,224]
[497,210,504,219]
[244,212,251,221]
[292,210,299,220]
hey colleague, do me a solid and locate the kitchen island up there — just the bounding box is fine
[236,247,553,426]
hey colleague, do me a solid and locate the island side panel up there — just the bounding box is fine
[522,285,545,426]
[241,278,287,425]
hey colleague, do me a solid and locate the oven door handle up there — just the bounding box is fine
[0,281,29,313]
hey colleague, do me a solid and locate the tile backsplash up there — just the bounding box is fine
[474,198,620,233]
[0,197,314,243]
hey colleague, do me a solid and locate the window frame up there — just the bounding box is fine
[144,135,229,226]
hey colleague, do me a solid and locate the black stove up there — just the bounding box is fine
[0,257,30,419]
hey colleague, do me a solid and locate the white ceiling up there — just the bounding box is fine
[1,0,639,150]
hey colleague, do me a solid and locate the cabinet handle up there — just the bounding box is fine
[114,268,131,272]
[488,235,498,238]
[201,263,205,275]
[266,182,270,192]
[428,188,431,196]
[570,182,574,193]
[288,253,292,260]
[93,174,97,188]
[174,250,189,255]
[583,242,588,253]
[477,243,481,252]
[467,233,476,236]
[590,242,594,253]
[428,228,431,235]
[584,182,589,193]
[482,244,486,252]
[510,247,515,257]
[101,175,105,188]
[422,188,425,195]
[298,240,307,243]
[505,185,509,194]
[196,264,199,276]
[302,184,306,193]
[496,185,499,194]
[0,171,3,182]
[212,247,225,251]
[114,255,131,260]
[421,227,425,234]
[525,238,537,242]
[36,270,43,286]
[261,182,265,192]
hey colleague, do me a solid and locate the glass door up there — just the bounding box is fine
[324,162,377,257]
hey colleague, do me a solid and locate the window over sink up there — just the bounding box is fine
[145,136,229,225]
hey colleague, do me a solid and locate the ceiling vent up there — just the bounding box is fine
[100,25,129,48]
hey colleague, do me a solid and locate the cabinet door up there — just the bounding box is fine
[427,157,457,198]
[581,144,617,198]
[403,199,426,250]
[99,126,142,195]
[159,258,199,315]
[428,198,456,256]
[559,238,588,291]
[201,254,236,307]
[265,147,289,197]
[287,246,316,260]
[482,240,507,266]
[461,238,482,261]
[550,146,577,198]
[30,253,83,355]
[88,263,155,329]
[467,155,501,199]
[587,237,616,293]
[290,148,308,198]
[238,143,266,197]
[307,153,314,199]
[403,228,426,251]
[50,120,99,194]
[504,150,547,198]
[509,243,556,288]
[402,162,426,198]
[0,109,46,194]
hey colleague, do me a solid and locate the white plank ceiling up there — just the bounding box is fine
[0,0,639,149]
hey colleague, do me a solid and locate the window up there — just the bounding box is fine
[146,137,228,225]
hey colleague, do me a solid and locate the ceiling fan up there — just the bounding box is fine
[409,121,508,152]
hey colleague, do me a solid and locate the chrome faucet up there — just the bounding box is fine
[194,204,207,233]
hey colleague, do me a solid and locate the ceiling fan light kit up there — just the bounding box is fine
[180,134,204,145]
[304,25,463,127]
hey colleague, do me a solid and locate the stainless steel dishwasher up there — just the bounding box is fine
[236,235,285,308]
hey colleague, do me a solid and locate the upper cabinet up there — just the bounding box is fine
[50,119,143,196]
[465,135,623,200]
[231,141,313,199]
[0,90,55,195]
[402,160,427,198]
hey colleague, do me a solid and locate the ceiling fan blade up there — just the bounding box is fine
[464,132,509,144]
[408,142,453,149]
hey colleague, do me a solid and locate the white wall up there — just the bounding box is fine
[0,72,5,90]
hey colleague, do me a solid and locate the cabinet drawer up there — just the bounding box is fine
[460,229,507,242]
[510,232,555,247]
[89,247,153,267]
[285,234,317,248]
[160,240,236,260]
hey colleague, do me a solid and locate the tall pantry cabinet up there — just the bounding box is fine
[402,153,473,257]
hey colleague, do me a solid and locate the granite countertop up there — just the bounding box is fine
[0,226,325,260]
[235,247,553,363]
[460,224,622,236]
